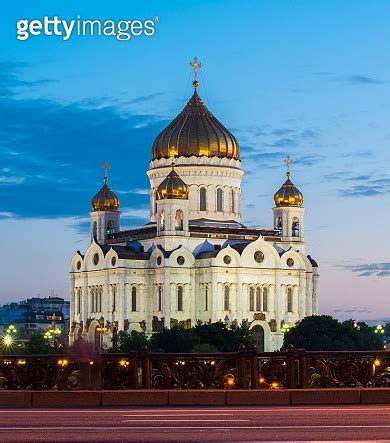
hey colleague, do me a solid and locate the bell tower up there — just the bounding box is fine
[155,162,189,237]
[90,163,120,244]
[272,157,305,252]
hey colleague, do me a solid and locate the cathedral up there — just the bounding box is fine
[69,59,319,352]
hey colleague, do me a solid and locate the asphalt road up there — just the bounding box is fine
[0,405,389,441]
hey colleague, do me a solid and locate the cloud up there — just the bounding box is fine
[332,307,373,315]
[318,72,386,86]
[338,185,383,197]
[117,188,150,195]
[342,75,386,85]
[0,62,167,221]
[338,262,390,277]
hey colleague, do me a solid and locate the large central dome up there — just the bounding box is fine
[152,84,239,160]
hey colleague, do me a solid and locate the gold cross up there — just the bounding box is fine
[284,157,292,176]
[189,56,202,80]
[101,162,110,182]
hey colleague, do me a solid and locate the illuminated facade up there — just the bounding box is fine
[69,59,319,351]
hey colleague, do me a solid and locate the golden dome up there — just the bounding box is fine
[91,178,120,211]
[152,82,239,160]
[274,172,303,207]
[156,164,189,200]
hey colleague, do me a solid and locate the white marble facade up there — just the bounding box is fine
[69,81,319,352]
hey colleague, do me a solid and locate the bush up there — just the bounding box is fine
[283,315,384,351]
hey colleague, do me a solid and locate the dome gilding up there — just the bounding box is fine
[152,88,239,160]
[157,165,189,200]
[91,181,120,211]
[274,174,303,207]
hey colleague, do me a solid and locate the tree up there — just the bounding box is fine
[283,315,384,351]
[115,330,148,352]
[194,321,254,352]
[23,334,60,355]
[149,327,200,352]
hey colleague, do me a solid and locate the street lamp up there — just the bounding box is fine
[6,325,16,336]
[375,325,385,334]
[96,325,108,352]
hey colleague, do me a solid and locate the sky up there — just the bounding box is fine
[0,0,389,321]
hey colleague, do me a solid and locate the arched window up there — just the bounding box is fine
[205,285,209,311]
[92,221,97,238]
[177,286,183,311]
[263,287,268,312]
[175,209,183,230]
[249,287,255,311]
[217,188,223,212]
[159,210,165,230]
[90,287,94,312]
[77,289,81,314]
[98,286,102,312]
[154,190,158,214]
[224,286,230,311]
[292,217,300,237]
[131,286,137,312]
[158,286,163,312]
[276,216,282,230]
[112,285,117,313]
[287,287,293,313]
[230,188,235,213]
[199,187,207,211]
[256,287,261,311]
[107,220,115,235]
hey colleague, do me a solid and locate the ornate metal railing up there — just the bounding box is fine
[0,348,389,390]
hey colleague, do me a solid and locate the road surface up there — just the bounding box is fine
[0,405,388,441]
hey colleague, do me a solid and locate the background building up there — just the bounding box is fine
[0,297,70,338]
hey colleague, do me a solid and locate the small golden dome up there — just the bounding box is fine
[91,178,120,211]
[157,164,189,200]
[274,172,303,207]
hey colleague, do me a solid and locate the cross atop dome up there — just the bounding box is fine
[189,56,202,89]
[284,156,292,177]
[101,162,111,183]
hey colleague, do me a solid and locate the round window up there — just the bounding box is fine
[223,255,231,264]
[157,256,162,265]
[76,261,81,270]
[254,251,264,263]
[177,256,185,265]
[287,258,294,267]
[93,253,99,266]
[111,257,116,266]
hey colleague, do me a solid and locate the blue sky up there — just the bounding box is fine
[1,0,389,320]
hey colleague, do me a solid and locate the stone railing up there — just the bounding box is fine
[0,347,389,390]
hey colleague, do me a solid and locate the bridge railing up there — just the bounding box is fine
[0,348,389,390]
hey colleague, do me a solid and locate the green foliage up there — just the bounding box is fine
[110,322,254,353]
[283,315,384,351]
[116,330,148,352]
[194,321,254,352]
[149,327,200,352]
[23,334,60,355]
